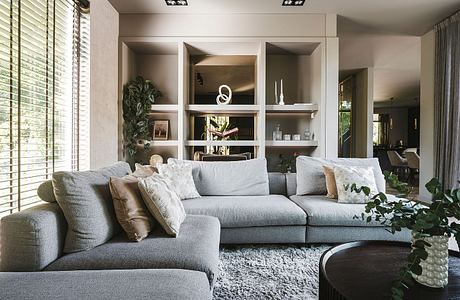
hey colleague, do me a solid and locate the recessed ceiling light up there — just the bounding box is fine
[282,0,305,6]
[165,0,188,6]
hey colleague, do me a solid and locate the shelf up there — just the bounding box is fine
[186,105,259,114]
[266,104,318,113]
[265,140,318,147]
[185,140,259,147]
[150,104,179,113]
[142,140,179,147]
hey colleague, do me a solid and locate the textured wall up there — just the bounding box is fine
[90,0,120,169]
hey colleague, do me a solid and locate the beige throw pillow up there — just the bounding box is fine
[138,174,186,237]
[334,165,378,204]
[157,163,200,200]
[134,163,157,177]
[322,165,338,199]
[109,176,154,242]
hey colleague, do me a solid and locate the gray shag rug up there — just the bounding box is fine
[213,244,330,300]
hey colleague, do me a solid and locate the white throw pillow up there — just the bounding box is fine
[334,165,378,204]
[157,163,200,200]
[138,174,186,237]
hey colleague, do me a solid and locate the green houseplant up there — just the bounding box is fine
[122,76,162,160]
[348,172,460,300]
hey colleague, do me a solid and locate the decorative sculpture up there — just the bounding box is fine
[216,84,232,105]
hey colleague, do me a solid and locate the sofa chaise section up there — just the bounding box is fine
[0,269,212,300]
[45,215,221,287]
[182,195,307,244]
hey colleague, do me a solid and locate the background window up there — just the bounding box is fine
[0,0,89,216]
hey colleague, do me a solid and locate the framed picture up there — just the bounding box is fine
[153,120,169,140]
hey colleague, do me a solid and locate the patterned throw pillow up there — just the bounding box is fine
[334,165,378,204]
[138,174,186,237]
[157,163,200,200]
[133,163,157,177]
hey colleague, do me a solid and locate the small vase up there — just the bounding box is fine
[411,233,449,288]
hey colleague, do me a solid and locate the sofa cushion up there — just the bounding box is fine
[45,215,220,287]
[289,195,385,227]
[268,172,287,195]
[0,269,212,300]
[168,158,270,196]
[53,161,132,253]
[37,180,56,202]
[138,174,186,237]
[109,176,154,242]
[182,195,306,227]
[296,156,386,196]
[0,203,67,271]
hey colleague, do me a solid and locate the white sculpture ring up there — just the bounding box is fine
[216,85,232,105]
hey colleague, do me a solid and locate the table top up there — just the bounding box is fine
[319,241,460,300]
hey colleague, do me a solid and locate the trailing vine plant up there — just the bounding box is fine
[122,76,162,161]
[346,172,460,300]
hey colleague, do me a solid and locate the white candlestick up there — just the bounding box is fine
[279,78,285,105]
[274,81,278,104]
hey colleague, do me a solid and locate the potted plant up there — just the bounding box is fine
[348,172,460,300]
[122,76,162,161]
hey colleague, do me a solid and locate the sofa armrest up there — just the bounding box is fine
[1,203,67,271]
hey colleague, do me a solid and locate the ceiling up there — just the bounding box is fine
[108,0,460,35]
[109,0,460,104]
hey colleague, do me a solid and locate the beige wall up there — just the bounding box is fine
[90,0,119,169]
[419,30,435,202]
[353,68,374,158]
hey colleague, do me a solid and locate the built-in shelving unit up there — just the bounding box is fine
[120,37,337,171]
[150,104,179,113]
[265,140,318,147]
[185,140,259,147]
[186,104,259,114]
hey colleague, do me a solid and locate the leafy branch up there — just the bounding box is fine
[347,171,460,299]
[122,76,162,159]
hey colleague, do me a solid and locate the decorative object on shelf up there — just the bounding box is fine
[283,134,291,141]
[304,129,311,141]
[153,120,169,140]
[122,76,162,159]
[273,124,283,141]
[149,154,164,167]
[205,116,239,155]
[348,172,460,299]
[274,81,279,104]
[293,134,301,141]
[279,79,285,105]
[216,84,232,105]
[278,152,299,173]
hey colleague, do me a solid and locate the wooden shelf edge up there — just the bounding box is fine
[150,104,179,112]
[265,140,318,147]
[185,140,259,146]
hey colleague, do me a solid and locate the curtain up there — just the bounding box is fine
[434,11,460,190]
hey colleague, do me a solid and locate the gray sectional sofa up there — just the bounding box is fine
[0,157,410,299]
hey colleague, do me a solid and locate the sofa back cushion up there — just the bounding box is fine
[53,161,132,253]
[296,156,385,196]
[168,158,270,196]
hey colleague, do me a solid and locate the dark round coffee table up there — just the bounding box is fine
[319,241,460,300]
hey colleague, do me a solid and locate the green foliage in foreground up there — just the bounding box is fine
[347,172,460,300]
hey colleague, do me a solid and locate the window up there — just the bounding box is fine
[373,113,390,146]
[0,0,89,217]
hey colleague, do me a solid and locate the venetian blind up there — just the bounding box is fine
[0,0,90,217]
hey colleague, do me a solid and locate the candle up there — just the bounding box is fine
[275,81,277,95]
[280,79,283,94]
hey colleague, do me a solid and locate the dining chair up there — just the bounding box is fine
[387,150,409,180]
[406,151,420,186]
